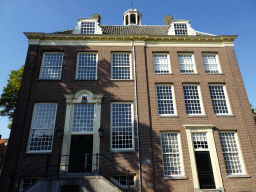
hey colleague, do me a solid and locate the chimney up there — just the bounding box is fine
[164,15,173,25]
[92,14,101,25]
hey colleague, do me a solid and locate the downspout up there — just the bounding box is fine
[132,39,142,192]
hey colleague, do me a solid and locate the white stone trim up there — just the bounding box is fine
[60,90,103,176]
[73,18,102,34]
[168,20,196,36]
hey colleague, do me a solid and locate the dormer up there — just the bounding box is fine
[166,17,196,36]
[123,9,142,26]
[73,14,102,34]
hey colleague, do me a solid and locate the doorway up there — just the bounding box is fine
[68,135,93,173]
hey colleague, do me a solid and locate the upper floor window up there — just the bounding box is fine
[111,53,131,80]
[156,85,176,115]
[178,54,196,74]
[81,22,95,34]
[40,53,63,79]
[76,53,98,80]
[28,103,57,152]
[153,54,171,74]
[174,24,187,35]
[203,54,221,74]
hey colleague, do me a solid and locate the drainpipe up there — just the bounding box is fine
[132,39,142,192]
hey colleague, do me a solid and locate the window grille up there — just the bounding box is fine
[40,53,63,79]
[209,85,229,114]
[153,54,170,74]
[72,104,95,133]
[156,85,175,115]
[20,178,39,191]
[161,133,182,176]
[183,85,202,114]
[178,54,195,73]
[111,175,135,188]
[219,132,243,175]
[76,53,97,79]
[111,103,133,150]
[28,104,57,152]
[174,24,188,35]
[81,22,95,34]
[203,54,220,73]
[192,133,208,149]
[112,53,131,79]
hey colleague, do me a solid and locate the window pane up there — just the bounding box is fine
[174,24,187,35]
[112,54,131,79]
[209,85,229,114]
[81,22,95,34]
[153,55,170,74]
[77,54,97,79]
[183,85,202,114]
[192,133,208,149]
[203,55,219,73]
[40,53,63,79]
[112,103,133,150]
[219,133,243,175]
[156,86,174,115]
[178,55,195,73]
[29,104,57,152]
[161,133,182,176]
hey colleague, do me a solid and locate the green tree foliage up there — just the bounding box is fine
[250,103,256,123]
[0,65,24,129]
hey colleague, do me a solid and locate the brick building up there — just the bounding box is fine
[1,8,256,192]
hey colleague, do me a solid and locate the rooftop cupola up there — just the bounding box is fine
[123,9,142,26]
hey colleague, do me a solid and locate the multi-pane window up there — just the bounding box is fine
[203,54,221,73]
[111,175,135,188]
[153,54,171,74]
[161,133,182,176]
[209,85,230,114]
[40,53,63,79]
[81,22,95,34]
[28,104,57,152]
[219,132,244,175]
[72,104,95,133]
[183,85,203,115]
[111,103,133,150]
[20,178,39,191]
[112,53,131,79]
[178,54,195,73]
[76,53,97,79]
[156,85,175,115]
[192,133,208,150]
[174,23,188,35]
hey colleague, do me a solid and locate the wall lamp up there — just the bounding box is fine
[56,124,63,138]
[98,126,104,137]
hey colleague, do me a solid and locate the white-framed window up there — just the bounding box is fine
[76,53,98,80]
[111,175,136,189]
[183,85,204,115]
[81,22,95,34]
[203,54,221,74]
[174,23,188,35]
[39,53,63,79]
[28,103,57,152]
[178,54,196,73]
[72,104,95,133]
[160,132,183,177]
[111,53,131,80]
[153,54,171,74]
[219,132,245,175]
[111,103,134,151]
[192,132,208,150]
[156,85,176,115]
[209,85,231,115]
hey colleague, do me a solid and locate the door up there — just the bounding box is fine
[195,151,216,189]
[68,135,93,173]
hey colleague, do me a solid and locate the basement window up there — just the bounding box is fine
[20,178,39,191]
[111,175,136,189]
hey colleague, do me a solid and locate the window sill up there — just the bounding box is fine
[187,115,207,118]
[206,73,225,75]
[37,79,60,81]
[74,79,97,81]
[26,152,52,155]
[163,176,187,180]
[154,73,173,75]
[227,174,250,178]
[110,149,136,153]
[159,115,179,118]
[180,73,199,75]
[110,79,134,81]
[215,114,234,117]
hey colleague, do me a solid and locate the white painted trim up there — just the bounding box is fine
[111,52,132,80]
[178,53,197,74]
[153,53,172,74]
[202,53,222,74]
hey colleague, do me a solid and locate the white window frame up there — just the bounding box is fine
[174,23,188,35]
[153,53,171,74]
[209,84,232,116]
[219,131,247,177]
[76,52,98,80]
[178,53,197,74]
[160,132,186,179]
[203,53,221,74]
[81,22,96,34]
[156,84,177,116]
[111,52,132,80]
[184,125,224,191]
[27,103,57,153]
[39,52,63,80]
[182,84,205,116]
[110,102,134,151]
[110,175,136,189]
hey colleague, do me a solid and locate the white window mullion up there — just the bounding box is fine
[203,54,220,74]
[40,53,63,79]
[76,53,97,80]
[111,53,131,80]
[81,22,95,34]
[153,54,170,74]
[183,85,203,115]
[156,85,175,115]
[178,54,195,73]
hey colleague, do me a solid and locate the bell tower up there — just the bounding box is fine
[123,8,142,26]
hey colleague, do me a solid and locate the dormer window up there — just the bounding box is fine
[174,23,187,35]
[81,22,95,34]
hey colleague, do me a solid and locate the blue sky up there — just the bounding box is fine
[0,0,256,138]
